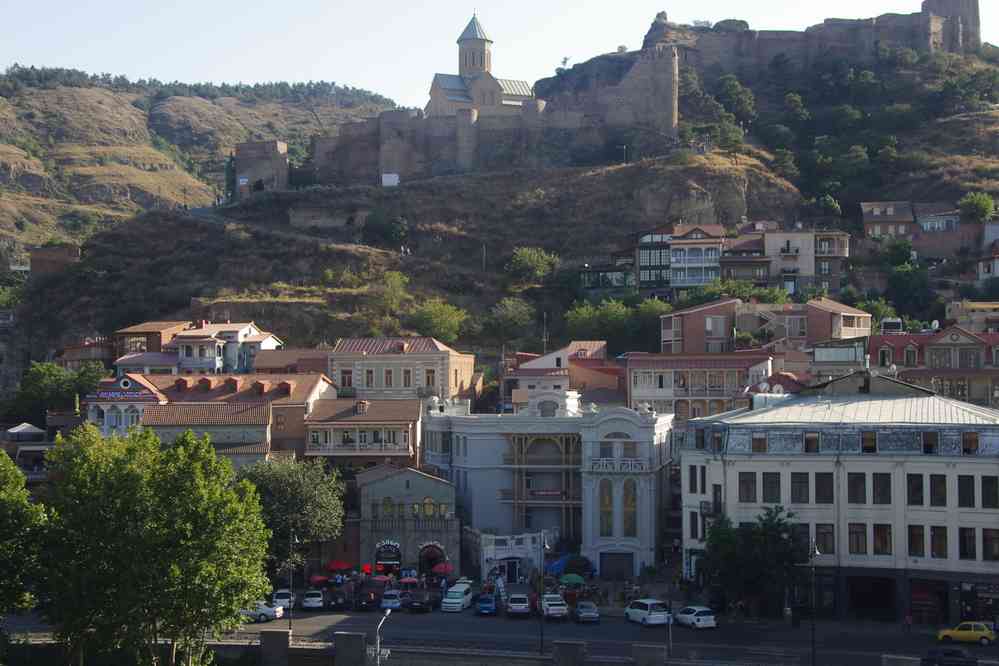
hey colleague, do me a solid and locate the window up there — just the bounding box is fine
[804,433,819,453]
[873,524,892,555]
[623,441,637,458]
[700,466,706,495]
[931,526,948,559]
[763,472,781,503]
[959,349,981,369]
[752,434,767,453]
[384,369,393,388]
[873,473,891,505]
[958,475,975,508]
[815,473,834,504]
[904,348,917,367]
[600,480,613,537]
[983,476,999,509]
[738,472,757,503]
[792,473,810,503]
[922,432,938,455]
[819,261,830,276]
[623,480,637,538]
[792,523,810,554]
[848,473,867,504]
[601,442,615,459]
[984,529,999,562]
[688,465,697,494]
[907,474,924,506]
[962,432,979,455]
[184,345,193,358]
[861,432,877,454]
[959,527,977,560]
[849,523,867,555]
[310,431,319,445]
[366,369,374,388]
[689,511,698,540]
[425,369,436,388]
[403,369,412,388]
[909,525,925,558]
[930,474,947,507]
[695,430,705,450]
[929,349,951,369]
[816,524,835,555]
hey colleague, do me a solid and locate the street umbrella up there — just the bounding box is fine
[371,575,391,583]
[361,563,373,575]
[431,562,454,575]
[326,560,351,572]
[399,577,419,584]
[310,575,329,586]
[560,573,585,586]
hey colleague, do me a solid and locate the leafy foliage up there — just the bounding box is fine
[363,213,410,247]
[959,191,996,224]
[0,454,44,615]
[565,298,671,354]
[856,297,898,328]
[676,280,789,310]
[409,298,468,343]
[506,247,561,283]
[490,297,536,340]
[4,361,106,427]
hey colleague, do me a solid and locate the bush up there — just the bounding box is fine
[959,192,995,224]
[490,297,535,339]
[409,299,468,343]
[506,247,560,283]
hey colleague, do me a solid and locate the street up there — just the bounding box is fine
[220,608,998,665]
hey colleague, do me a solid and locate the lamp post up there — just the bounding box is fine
[376,608,392,666]
[810,542,820,666]
[537,529,545,655]
[288,529,298,632]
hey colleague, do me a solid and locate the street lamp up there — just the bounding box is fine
[376,609,392,666]
[810,542,821,666]
[288,530,298,632]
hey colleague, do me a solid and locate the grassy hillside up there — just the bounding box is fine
[0,67,395,246]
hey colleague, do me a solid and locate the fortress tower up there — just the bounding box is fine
[458,15,492,77]
[922,0,982,52]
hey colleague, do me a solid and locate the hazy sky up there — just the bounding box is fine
[2,1,996,108]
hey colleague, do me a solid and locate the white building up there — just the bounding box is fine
[423,390,673,579]
[683,372,999,625]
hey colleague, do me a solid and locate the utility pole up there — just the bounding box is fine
[619,144,628,164]
[538,529,545,655]
[482,243,487,272]
[542,313,548,354]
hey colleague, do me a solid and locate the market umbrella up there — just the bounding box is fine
[559,573,585,586]
[310,575,329,586]
[399,577,419,584]
[361,563,373,575]
[371,575,391,583]
[326,560,351,572]
[431,562,454,575]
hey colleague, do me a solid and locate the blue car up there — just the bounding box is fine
[381,591,403,611]
[477,594,497,616]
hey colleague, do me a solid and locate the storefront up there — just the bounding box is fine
[418,541,446,575]
[961,582,999,624]
[375,539,402,575]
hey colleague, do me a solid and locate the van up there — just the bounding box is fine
[441,583,472,612]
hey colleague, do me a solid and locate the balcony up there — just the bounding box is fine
[699,500,724,516]
[498,489,582,503]
[589,458,648,473]
[501,454,581,467]
[306,442,411,456]
[779,246,800,257]
[669,273,720,288]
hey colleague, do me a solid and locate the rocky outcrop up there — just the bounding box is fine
[0,146,54,194]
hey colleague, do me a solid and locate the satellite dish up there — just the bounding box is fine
[931,320,940,330]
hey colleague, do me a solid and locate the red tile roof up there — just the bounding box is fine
[114,321,192,335]
[331,337,457,354]
[254,349,329,372]
[672,223,726,238]
[306,399,422,423]
[141,402,271,427]
[747,372,807,394]
[860,201,915,223]
[145,373,332,405]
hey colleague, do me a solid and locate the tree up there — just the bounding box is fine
[371,271,409,315]
[772,149,800,181]
[0,453,44,615]
[817,194,842,218]
[715,75,757,125]
[886,262,934,318]
[857,297,897,328]
[634,299,673,352]
[42,426,270,665]
[5,361,106,427]
[565,299,637,354]
[238,458,344,578]
[882,238,914,267]
[678,280,789,309]
[409,298,468,343]
[506,247,560,283]
[363,213,409,247]
[717,120,745,155]
[783,92,811,127]
[959,192,996,224]
[490,297,536,340]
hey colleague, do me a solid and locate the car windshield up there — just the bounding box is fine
[649,603,667,613]
[384,592,398,599]
[578,602,595,610]
[446,591,462,599]
[695,610,713,616]
[305,592,322,599]
[274,593,290,599]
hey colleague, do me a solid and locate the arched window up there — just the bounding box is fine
[107,407,121,428]
[124,406,140,427]
[599,480,613,537]
[423,496,435,517]
[623,479,637,537]
[382,496,394,517]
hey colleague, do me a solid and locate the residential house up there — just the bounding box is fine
[141,402,273,471]
[807,336,870,382]
[666,224,726,300]
[912,203,979,261]
[635,226,674,298]
[112,321,192,361]
[165,321,283,374]
[947,301,999,333]
[501,341,624,410]
[720,235,769,287]
[685,372,999,624]
[423,390,673,579]
[863,201,918,240]
[53,337,114,372]
[304,398,423,474]
[579,253,636,297]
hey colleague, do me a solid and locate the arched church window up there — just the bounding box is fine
[423,496,435,517]
[623,479,637,537]
[382,496,394,517]
[599,480,613,537]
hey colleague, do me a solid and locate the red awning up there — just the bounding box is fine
[310,575,329,586]
[431,562,454,575]
[326,560,352,572]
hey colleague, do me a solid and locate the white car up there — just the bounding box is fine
[541,594,568,620]
[675,606,717,629]
[625,599,672,626]
[272,589,295,611]
[301,589,325,611]
[241,601,284,623]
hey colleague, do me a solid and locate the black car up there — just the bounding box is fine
[353,590,380,611]
[405,590,437,613]
[921,647,978,666]
[326,590,349,611]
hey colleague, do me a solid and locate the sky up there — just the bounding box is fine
[1,1,997,108]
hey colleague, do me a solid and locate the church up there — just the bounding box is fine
[425,15,535,118]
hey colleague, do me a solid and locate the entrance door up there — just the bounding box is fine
[501,558,520,584]
[600,553,634,581]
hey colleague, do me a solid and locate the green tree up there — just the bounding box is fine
[678,280,789,309]
[238,458,345,578]
[634,299,673,352]
[409,298,468,343]
[716,75,757,125]
[857,297,898,328]
[717,120,745,155]
[371,271,410,315]
[363,213,409,247]
[882,238,914,267]
[959,192,996,224]
[0,453,44,615]
[817,194,842,218]
[490,297,536,340]
[783,92,811,127]
[6,361,106,427]
[886,263,934,318]
[772,149,800,181]
[42,426,270,665]
[506,247,560,283]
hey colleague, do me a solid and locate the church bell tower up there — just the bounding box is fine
[458,15,492,78]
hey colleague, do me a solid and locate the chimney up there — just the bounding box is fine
[253,380,270,395]
[278,380,295,395]
[198,377,218,391]
[225,377,242,393]
[355,400,370,415]
[398,341,409,353]
[174,377,191,392]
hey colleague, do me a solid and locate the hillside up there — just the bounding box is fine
[0,67,395,245]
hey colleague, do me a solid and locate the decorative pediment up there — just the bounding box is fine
[927,326,986,348]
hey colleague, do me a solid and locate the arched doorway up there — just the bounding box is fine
[418,542,446,576]
[375,540,402,575]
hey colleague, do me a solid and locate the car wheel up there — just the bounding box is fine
[980,637,991,647]
[941,636,953,643]
[257,614,267,623]
[642,617,648,626]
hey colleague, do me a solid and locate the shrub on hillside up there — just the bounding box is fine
[409,299,467,344]
[506,247,560,283]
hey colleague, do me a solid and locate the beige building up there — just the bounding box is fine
[426,16,534,118]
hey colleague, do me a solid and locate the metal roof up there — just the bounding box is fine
[704,394,999,427]
[497,78,533,97]
[433,74,468,92]
[458,15,491,42]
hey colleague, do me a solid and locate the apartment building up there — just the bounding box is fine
[684,372,999,624]
[303,399,423,473]
[501,341,624,410]
[863,201,918,240]
[947,301,999,333]
[667,224,726,299]
[140,402,273,471]
[864,201,978,261]
[423,391,673,579]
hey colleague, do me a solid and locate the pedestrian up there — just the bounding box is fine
[904,612,913,634]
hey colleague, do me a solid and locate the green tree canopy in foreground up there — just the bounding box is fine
[5,361,106,427]
[42,426,269,665]
[0,453,44,615]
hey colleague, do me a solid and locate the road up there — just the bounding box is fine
[220,607,999,666]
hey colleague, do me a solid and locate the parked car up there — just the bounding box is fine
[477,594,497,616]
[541,594,569,621]
[354,590,380,611]
[625,599,672,626]
[572,601,600,624]
[675,606,717,629]
[405,590,436,613]
[381,591,404,611]
[272,589,295,611]
[938,621,995,646]
[921,647,979,666]
[301,589,325,611]
[506,594,532,618]
[240,601,283,623]
[326,589,349,611]
[441,583,473,612]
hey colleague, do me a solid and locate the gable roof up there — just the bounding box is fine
[806,297,870,317]
[672,224,726,239]
[458,15,491,42]
[497,78,533,97]
[141,402,270,427]
[306,399,422,423]
[433,73,469,93]
[666,298,741,317]
[114,321,191,335]
[860,201,914,223]
[356,464,452,487]
[115,352,177,367]
[331,337,457,355]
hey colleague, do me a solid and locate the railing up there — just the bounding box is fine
[501,455,581,466]
[498,489,582,502]
[307,442,411,455]
[670,258,720,267]
[669,275,720,287]
[589,458,648,473]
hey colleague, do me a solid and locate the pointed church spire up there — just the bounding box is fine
[458,15,491,43]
